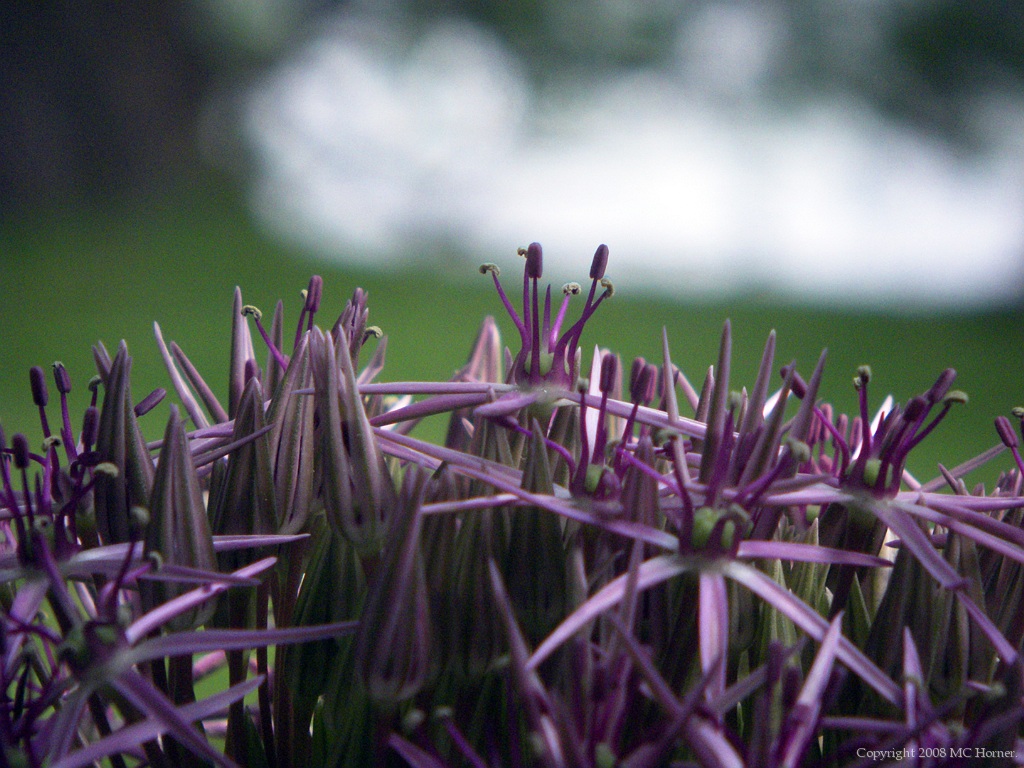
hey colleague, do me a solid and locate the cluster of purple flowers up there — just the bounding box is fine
[1,245,1023,767]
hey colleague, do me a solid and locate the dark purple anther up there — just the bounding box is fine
[52,362,72,395]
[629,357,646,401]
[134,388,167,417]
[306,275,324,314]
[81,406,99,449]
[12,434,30,470]
[926,368,956,404]
[902,396,927,423]
[30,366,48,407]
[590,243,609,280]
[780,364,808,399]
[599,353,618,394]
[996,416,1019,448]
[525,242,543,279]
[641,363,658,405]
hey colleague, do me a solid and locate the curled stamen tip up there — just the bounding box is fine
[1011,406,1024,420]
[599,278,615,297]
[786,436,811,464]
[854,365,872,389]
[88,375,103,393]
[241,305,263,321]
[516,246,528,257]
[577,377,590,393]
[42,435,62,451]
[590,244,609,280]
[943,390,968,405]
[995,416,1019,448]
[479,263,501,277]
[363,326,384,341]
[525,242,543,278]
[130,505,150,528]
[728,390,744,411]
[562,282,581,296]
[94,462,119,477]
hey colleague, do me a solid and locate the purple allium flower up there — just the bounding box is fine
[481,243,613,390]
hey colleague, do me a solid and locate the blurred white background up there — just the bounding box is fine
[240,1,1024,308]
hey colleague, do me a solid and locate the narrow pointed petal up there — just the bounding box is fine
[699,572,729,706]
[94,341,154,545]
[778,613,843,768]
[143,405,217,630]
[209,377,278,547]
[722,560,901,705]
[265,333,316,535]
[50,679,262,768]
[154,322,210,430]
[354,470,432,704]
[529,554,690,670]
[112,669,239,768]
[228,287,256,419]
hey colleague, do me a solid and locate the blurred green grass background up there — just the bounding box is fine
[1,178,1021,489]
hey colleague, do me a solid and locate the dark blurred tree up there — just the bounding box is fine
[885,0,1024,144]
[0,1,213,213]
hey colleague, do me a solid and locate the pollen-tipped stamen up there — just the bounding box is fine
[996,415,1024,476]
[30,366,51,439]
[52,362,78,464]
[243,305,290,372]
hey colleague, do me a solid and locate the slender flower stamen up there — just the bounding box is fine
[242,305,289,371]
